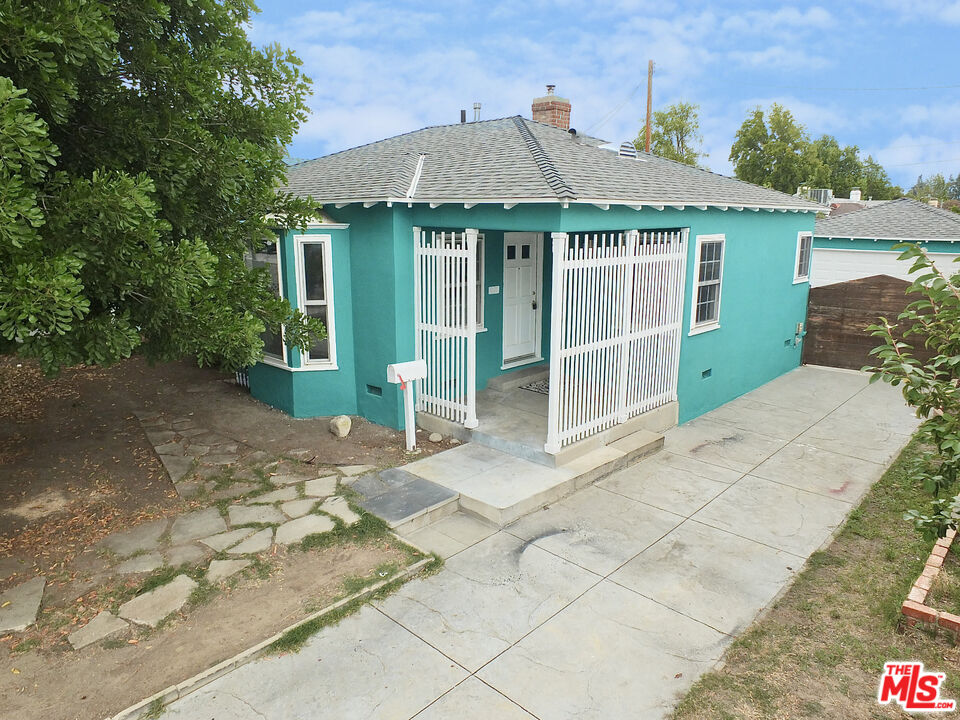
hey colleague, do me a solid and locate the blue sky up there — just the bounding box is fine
[250,1,960,190]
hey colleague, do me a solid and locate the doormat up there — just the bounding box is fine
[519,379,549,395]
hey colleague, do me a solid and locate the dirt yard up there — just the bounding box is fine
[2,540,416,720]
[0,356,446,580]
[0,356,448,719]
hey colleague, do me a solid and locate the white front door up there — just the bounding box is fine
[503,232,541,364]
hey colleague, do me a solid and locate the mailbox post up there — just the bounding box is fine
[386,359,427,451]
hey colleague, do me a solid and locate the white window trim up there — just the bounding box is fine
[794,231,813,284]
[689,233,725,336]
[249,236,288,367]
[293,234,338,370]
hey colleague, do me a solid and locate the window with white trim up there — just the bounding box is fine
[245,234,285,362]
[295,235,336,366]
[795,232,813,282]
[691,234,724,332]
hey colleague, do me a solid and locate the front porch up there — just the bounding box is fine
[413,226,688,466]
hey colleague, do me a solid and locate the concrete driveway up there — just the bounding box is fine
[162,366,919,720]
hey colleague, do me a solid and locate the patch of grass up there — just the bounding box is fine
[268,573,411,655]
[101,636,128,650]
[673,436,960,719]
[298,508,390,551]
[268,552,443,656]
[188,579,219,607]
[342,562,402,595]
[142,697,165,719]
[11,637,40,654]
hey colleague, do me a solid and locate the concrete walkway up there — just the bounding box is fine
[162,367,919,720]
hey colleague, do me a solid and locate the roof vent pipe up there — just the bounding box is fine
[460,109,466,124]
[473,102,481,122]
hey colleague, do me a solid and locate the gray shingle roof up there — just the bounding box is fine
[283,116,820,211]
[814,198,960,241]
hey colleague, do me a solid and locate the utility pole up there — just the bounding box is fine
[645,59,654,153]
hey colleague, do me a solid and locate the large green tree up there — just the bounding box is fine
[635,101,707,167]
[0,0,321,374]
[803,136,901,200]
[729,104,811,194]
[730,104,902,199]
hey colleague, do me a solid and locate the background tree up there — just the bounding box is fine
[0,0,321,374]
[909,173,959,204]
[729,105,902,199]
[729,104,811,193]
[635,101,707,166]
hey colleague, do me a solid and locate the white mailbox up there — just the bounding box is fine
[386,359,427,452]
[386,359,427,385]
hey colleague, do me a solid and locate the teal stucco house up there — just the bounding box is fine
[249,95,819,463]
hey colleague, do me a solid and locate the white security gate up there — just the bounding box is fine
[413,227,479,428]
[544,229,687,452]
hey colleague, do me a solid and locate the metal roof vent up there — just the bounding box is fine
[618,141,638,158]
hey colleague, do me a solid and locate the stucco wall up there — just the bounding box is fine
[254,203,815,430]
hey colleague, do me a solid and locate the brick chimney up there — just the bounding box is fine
[531,85,571,130]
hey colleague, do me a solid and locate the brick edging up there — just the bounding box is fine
[901,528,960,638]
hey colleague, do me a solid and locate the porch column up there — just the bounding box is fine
[464,228,479,429]
[544,232,567,454]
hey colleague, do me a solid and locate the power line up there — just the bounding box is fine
[741,82,960,93]
[584,81,644,135]
[881,140,960,151]
[886,157,960,167]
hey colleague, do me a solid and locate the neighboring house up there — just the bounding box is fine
[811,197,960,288]
[249,94,819,462]
[804,197,960,369]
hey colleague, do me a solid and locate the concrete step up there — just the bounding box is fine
[395,430,665,528]
[352,468,459,535]
[485,365,549,392]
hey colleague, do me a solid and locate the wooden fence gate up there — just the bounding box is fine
[413,227,479,428]
[544,229,687,452]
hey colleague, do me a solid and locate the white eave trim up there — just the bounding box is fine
[813,234,960,243]
[304,196,820,213]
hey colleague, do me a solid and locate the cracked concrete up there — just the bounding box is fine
[159,367,918,719]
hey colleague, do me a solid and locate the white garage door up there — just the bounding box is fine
[810,248,960,288]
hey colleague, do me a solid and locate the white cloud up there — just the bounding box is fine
[721,6,833,34]
[729,45,830,71]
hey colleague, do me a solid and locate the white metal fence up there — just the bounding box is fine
[544,229,688,452]
[413,227,479,428]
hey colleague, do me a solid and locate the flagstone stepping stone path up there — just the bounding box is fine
[0,577,46,632]
[251,486,298,504]
[170,507,227,544]
[119,575,198,627]
[228,528,274,555]
[200,528,257,552]
[276,514,336,545]
[68,611,128,649]
[206,559,251,583]
[305,476,338,497]
[97,518,169,556]
[320,496,362,526]
[133,410,253,487]
[115,552,164,575]
[280,499,317,518]
[228,504,286,526]
[0,408,369,649]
